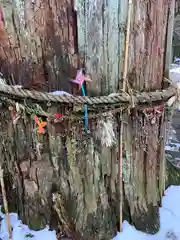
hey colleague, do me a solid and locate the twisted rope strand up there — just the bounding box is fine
[0,83,176,105]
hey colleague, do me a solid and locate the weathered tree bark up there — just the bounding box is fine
[0,109,120,239]
[166,157,180,188]
[0,0,78,90]
[0,0,172,239]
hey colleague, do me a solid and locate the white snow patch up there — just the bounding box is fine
[165,142,180,152]
[0,210,56,240]
[0,186,180,240]
[51,90,72,96]
[114,185,180,240]
[169,65,180,84]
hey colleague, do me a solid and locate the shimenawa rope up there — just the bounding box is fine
[0,82,176,106]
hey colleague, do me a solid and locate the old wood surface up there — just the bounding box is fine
[0,109,119,239]
[0,0,78,91]
[76,0,170,234]
[76,0,127,95]
[76,0,169,94]
[0,0,172,239]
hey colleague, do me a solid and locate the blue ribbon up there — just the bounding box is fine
[81,84,88,132]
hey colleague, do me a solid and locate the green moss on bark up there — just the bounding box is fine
[166,156,180,188]
[131,204,160,234]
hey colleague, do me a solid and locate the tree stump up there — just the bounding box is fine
[0,0,171,239]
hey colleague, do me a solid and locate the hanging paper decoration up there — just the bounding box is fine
[12,112,20,125]
[54,113,63,123]
[9,103,21,125]
[34,115,47,134]
[69,69,91,132]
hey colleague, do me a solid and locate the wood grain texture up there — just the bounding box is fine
[76,0,123,95]
[75,0,171,234]
[0,0,172,239]
[77,0,169,94]
[0,0,78,91]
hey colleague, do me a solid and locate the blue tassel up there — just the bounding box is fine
[81,84,88,132]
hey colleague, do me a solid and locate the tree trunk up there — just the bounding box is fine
[0,0,78,90]
[76,0,169,234]
[0,0,171,239]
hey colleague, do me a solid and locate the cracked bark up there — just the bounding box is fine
[0,0,170,239]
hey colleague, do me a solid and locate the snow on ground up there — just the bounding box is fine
[0,211,57,240]
[169,64,180,83]
[114,186,180,240]
[0,186,180,239]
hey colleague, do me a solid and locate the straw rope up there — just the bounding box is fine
[0,83,176,106]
